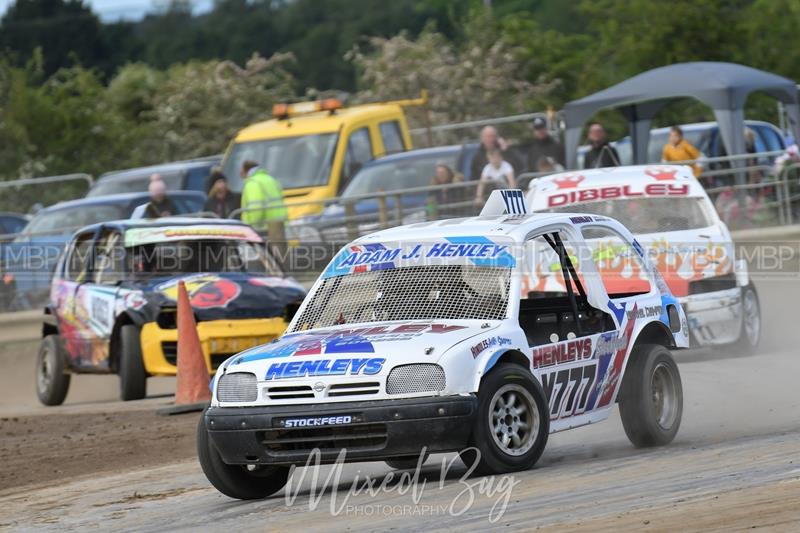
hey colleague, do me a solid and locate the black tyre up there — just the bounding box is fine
[197,414,290,500]
[385,451,429,470]
[460,363,549,476]
[618,344,683,448]
[731,284,761,354]
[119,324,146,401]
[36,334,71,406]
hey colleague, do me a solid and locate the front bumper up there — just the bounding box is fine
[204,395,477,466]
[140,317,288,375]
[680,287,743,346]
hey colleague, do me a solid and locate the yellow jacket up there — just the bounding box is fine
[662,140,702,176]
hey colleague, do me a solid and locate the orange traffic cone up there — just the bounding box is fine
[158,281,210,415]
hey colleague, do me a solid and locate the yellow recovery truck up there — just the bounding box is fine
[221,93,427,220]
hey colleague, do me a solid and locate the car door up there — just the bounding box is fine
[519,229,618,425]
[79,228,126,370]
[55,230,99,367]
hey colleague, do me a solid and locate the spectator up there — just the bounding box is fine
[428,163,465,217]
[476,149,515,203]
[143,174,176,218]
[203,171,238,218]
[240,160,287,253]
[470,125,520,179]
[536,156,564,174]
[525,117,565,171]
[583,123,620,169]
[662,126,702,177]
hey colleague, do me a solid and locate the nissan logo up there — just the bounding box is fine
[313,382,326,393]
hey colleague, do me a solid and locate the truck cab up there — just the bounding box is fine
[221,96,424,220]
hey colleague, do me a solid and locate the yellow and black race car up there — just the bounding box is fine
[37,217,306,405]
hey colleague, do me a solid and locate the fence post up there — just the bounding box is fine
[394,193,403,225]
[377,195,388,229]
[344,201,358,241]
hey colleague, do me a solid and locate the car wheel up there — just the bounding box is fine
[197,414,290,500]
[119,324,146,401]
[460,362,549,476]
[36,334,71,406]
[731,284,760,354]
[618,344,683,448]
[385,451,429,470]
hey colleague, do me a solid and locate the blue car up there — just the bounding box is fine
[0,212,30,242]
[1,191,206,311]
[86,156,222,197]
[287,144,478,243]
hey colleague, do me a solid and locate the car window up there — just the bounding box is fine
[93,230,125,285]
[379,121,405,154]
[0,216,27,235]
[341,127,374,190]
[66,233,95,282]
[580,226,651,298]
[185,166,211,192]
[342,152,458,197]
[89,171,184,197]
[22,205,126,237]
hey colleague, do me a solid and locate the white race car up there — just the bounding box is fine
[526,165,760,352]
[198,190,690,500]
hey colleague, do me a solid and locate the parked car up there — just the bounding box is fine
[0,212,30,242]
[86,157,221,198]
[578,120,787,168]
[286,144,479,243]
[527,165,760,352]
[36,217,306,405]
[197,189,689,500]
[1,191,206,311]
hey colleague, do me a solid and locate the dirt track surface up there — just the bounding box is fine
[1,280,799,531]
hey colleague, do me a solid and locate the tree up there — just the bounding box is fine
[0,0,106,75]
[348,20,557,143]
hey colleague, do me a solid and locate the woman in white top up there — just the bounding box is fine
[476,149,516,203]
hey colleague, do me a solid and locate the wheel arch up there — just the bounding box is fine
[42,306,58,337]
[109,312,141,373]
[632,320,676,350]
[474,349,532,390]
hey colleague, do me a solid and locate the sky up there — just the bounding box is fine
[0,0,215,21]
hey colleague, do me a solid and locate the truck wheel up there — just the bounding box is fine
[385,451,429,470]
[119,325,146,401]
[619,344,683,448]
[36,334,71,406]
[197,414,289,500]
[731,284,760,354]
[460,363,549,476]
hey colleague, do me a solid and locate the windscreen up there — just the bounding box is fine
[127,239,282,279]
[20,204,126,237]
[222,133,338,191]
[88,172,183,197]
[342,152,458,197]
[547,197,714,234]
[291,264,510,331]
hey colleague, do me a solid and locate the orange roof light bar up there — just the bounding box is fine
[272,98,344,119]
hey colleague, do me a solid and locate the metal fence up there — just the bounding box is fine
[0,173,93,215]
[2,150,799,312]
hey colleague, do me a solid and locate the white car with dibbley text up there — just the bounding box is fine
[526,165,760,352]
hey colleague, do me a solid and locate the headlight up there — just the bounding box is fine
[387,364,446,394]
[216,372,257,402]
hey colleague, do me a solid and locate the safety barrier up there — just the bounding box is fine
[0,173,93,215]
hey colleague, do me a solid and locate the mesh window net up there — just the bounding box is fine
[291,264,510,331]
